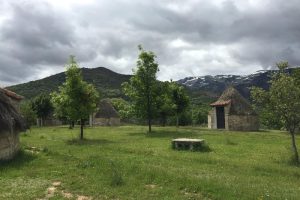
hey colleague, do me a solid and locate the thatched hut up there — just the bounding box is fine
[89,99,120,126]
[0,88,23,111]
[0,88,25,160]
[208,87,259,131]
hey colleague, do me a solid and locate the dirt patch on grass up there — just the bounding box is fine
[145,184,157,189]
[38,181,93,200]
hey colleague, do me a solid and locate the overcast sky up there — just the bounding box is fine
[1,0,300,86]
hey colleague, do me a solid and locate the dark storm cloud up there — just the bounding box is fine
[1,0,300,85]
[0,1,97,85]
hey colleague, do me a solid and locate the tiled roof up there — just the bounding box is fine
[210,100,231,106]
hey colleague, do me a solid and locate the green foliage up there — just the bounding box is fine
[122,46,160,132]
[170,82,190,126]
[110,98,134,120]
[155,81,176,126]
[252,62,300,132]
[51,56,99,139]
[31,93,53,120]
[251,87,283,129]
[109,160,124,186]
[154,81,190,126]
[20,101,37,127]
[2,126,300,199]
[192,105,210,125]
[187,89,215,126]
[171,83,190,115]
[165,104,209,126]
[50,91,68,121]
[251,61,300,163]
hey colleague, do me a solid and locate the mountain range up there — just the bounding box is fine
[6,67,289,104]
[179,70,274,100]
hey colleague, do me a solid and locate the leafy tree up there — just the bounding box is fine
[110,98,133,121]
[20,101,37,128]
[251,62,300,163]
[170,83,190,127]
[51,88,72,127]
[192,105,210,126]
[122,45,159,132]
[156,81,176,126]
[51,56,99,139]
[251,93,283,130]
[31,93,53,126]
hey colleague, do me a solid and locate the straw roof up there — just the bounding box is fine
[95,99,119,118]
[0,89,25,134]
[0,88,23,101]
[210,86,256,115]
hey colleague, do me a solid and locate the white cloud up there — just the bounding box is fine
[168,38,192,48]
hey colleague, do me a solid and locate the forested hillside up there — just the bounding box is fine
[7,67,131,99]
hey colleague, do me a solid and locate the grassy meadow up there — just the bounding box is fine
[0,126,299,200]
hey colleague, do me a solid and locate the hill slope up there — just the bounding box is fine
[7,67,131,99]
[7,67,297,103]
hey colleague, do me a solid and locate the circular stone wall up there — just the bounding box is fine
[0,132,20,161]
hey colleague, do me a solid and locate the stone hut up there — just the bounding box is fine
[89,99,120,126]
[0,88,25,160]
[208,87,259,131]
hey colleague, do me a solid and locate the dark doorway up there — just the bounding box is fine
[216,107,225,129]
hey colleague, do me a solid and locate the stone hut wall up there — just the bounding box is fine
[227,115,259,131]
[9,98,21,112]
[208,105,230,129]
[0,132,20,161]
[109,118,120,126]
[93,117,120,126]
[93,118,109,126]
[208,108,216,129]
[208,104,259,131]
[224,105,230,130]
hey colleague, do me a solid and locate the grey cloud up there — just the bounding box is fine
[0,1,98,85]
[1,0,300,86]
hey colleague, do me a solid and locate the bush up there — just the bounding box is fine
[20,101,37,128]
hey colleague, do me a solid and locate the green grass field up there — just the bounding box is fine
[0,126,299,200]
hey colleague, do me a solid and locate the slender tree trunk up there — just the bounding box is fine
[69,121,73,129]
[69,121,75,129]
[147,94,152,133]
[176,113,179,128]
[148,115,152,133]
[80,119,84,140]
[162,116,166,127]
[290,130,299,163]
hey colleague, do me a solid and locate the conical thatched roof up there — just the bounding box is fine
[210,87,256,115]
[0,88,23,101]
[0,89,25,134]
[95,99,119,118]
